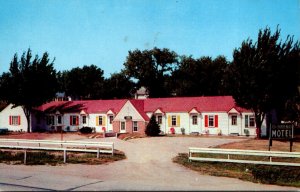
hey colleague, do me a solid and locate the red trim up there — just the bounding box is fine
[9,116,12,125]
[76,116,79,125]
[215,115,218,127]
[204,115,208,127]
[18,116,21,125]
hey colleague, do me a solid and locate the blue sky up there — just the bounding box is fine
[0,0,299,77]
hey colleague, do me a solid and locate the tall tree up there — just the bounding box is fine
[60,65,105,100]
[173,55,229,96]
[0,49,58,132]
[228,27,300,138]
[123,47,178,97]
[103,71,135,99]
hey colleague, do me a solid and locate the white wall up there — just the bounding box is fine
[0,104,28,132]
[114,101,144,121]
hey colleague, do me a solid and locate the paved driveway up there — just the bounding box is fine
[0,137,299,191]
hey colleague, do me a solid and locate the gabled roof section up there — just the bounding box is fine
[35,99,127,114]
[154,108,164,114]
[227,107,240,114]
[189,107,200,114]
[129,100,149,121]
[143,96,238,112]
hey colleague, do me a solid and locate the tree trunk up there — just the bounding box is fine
[22,107,31,133]
[254,111,265,139]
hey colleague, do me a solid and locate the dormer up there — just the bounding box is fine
[227,107,241,114]
[188,107,200,114]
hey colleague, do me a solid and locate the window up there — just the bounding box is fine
[231,115,237,125]
[250,116,255,127]
[157,115,162,124]
[245,115,255,127]
[192,115,198,125]
[205,115,218,127]
[9,116,20,125]
[171,116,176,126]
[70,115,79,126]
[82,115,87,124]
[98,116,103,125]
[109,115,113,124]
[96,116,106,126]
[57,115,62,124]
[133,121,138,132]
[46,116,54,125]
[208,115,214,127]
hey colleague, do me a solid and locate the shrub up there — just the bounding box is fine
[145,116,161,136]
[79,126,93,134]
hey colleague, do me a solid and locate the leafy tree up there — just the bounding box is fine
[0,49,58,132]
[60,65,105,100]
[228,26,300,138]
[145,115,161,136]
[103,71,135,99]
[123,47,178,97]
[173,55,229,96]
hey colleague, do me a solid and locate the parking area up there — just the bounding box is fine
[0,136,299,191]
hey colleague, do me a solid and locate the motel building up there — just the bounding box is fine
[0,96,267,137]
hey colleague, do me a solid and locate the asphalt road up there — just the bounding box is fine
[0,137,299,191]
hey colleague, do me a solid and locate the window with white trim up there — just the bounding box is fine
[245,115,255,127]
[82,115,87,124]
[109,115,113,124]
[157,115,162,124]
[46,116,55,125]
[133,121,138,132]
[231,115,237,125]
[192,115,198,125]
[171,116,176,126]
[208,115,214,127]
[57,115,62,125]
[10,116,20,125]
[70,115,78,126]
[98,116,103,125]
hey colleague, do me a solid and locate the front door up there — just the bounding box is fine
[120,121,126,133]
[229,115,239,134]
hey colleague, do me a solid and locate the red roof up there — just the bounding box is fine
[36,99,127,114]
[143,96,250,113]
[35,96,251,116]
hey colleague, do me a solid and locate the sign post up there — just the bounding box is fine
[269,123,294,152]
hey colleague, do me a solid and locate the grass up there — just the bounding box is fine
[174,153,300,187]
[0,149,126,165]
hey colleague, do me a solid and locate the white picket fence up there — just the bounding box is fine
[0,139,114,164]
[189,147,300,166]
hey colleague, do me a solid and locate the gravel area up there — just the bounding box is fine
[0,136,299,191]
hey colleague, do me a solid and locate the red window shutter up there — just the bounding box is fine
[215,115,218,127]
[9,116,12,125]
[204,115,208,127]
[76,116,79,125]
[18,116,21,125]
[70,116,72,125]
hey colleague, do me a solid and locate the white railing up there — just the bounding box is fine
[0,139,114,164]
[189,147,300,166]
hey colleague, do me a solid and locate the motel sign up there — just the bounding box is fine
[271,124,294,139]
[269,123,294,152]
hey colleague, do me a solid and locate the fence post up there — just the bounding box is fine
[64,149,67,163]
[24,150,27,165]
[97,148,100,158]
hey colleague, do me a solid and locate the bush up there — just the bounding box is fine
[145,116,161,136]
[79,126,93,134]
